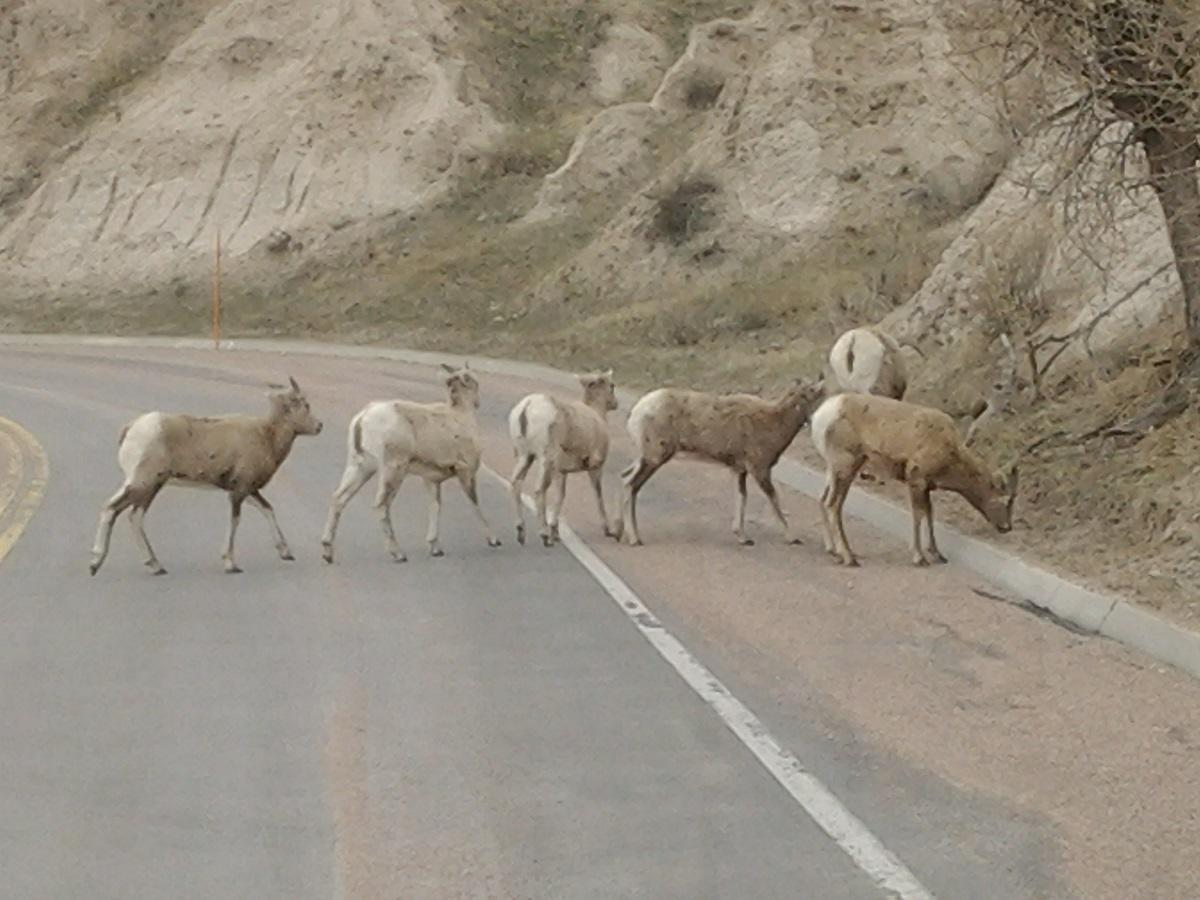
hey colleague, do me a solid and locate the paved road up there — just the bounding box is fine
[1,344,1198,900]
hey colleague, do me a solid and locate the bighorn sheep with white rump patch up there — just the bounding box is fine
[508,370,620,547]
[827,326,908,400]
[320,364,502,563]
[89,377,323,576]
[810,393,1018,568]
[620,377,825,546]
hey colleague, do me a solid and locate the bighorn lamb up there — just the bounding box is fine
[620,377,825,546]
[810,393,1018,568]
[827,326,907,399]
[321,364,502,563]
[508,370,620,547]
[89,377,323,576]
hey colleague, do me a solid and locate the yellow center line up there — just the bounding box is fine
[0,417,50,565]
[0,426,21,520]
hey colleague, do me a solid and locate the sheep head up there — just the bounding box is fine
[441,363,480,409]
[580,369,618,412]
[268,377,323,435]
[980,462,1020,533]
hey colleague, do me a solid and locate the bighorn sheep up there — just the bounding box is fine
[810,393,1019,568]
[320,364,502,563]
[89,377,323,576]
[508,370,620,547]
[827,326,908,400]
[620,377,825,546]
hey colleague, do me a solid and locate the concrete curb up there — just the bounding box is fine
[6,332,1200,681]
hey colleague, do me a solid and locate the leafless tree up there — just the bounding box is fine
[1004,0,1200,359]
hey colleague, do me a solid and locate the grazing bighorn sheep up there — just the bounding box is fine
[508,370,620,547]
[320,364,502,563]
[620,377,825,546]
[89,377,322,576]
[827,326,908,400]
[810,393,1018,568]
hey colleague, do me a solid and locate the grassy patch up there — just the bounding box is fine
[455,2,613,127]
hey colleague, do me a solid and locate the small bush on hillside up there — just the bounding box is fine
[651,177,718,245]
[684,77,725,110]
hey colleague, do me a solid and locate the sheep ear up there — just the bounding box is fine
[440,363,456,374]
[288,376,301,393]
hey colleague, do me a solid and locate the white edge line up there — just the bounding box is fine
[481,465,935,900]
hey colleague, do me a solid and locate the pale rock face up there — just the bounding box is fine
[589,22,670,106]
[0,0,500,294]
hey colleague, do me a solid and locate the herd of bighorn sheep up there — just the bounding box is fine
[88,326,1019,576]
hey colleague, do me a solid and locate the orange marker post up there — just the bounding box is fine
[212,228,222,350]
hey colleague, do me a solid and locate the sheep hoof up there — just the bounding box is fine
[841,557,860,568]
[604,525,622,541]
[321,548,334,564]
[488,538,502,548]
[225,565,243,575]
[280,551,296,562]
[430,548,445,558]
[788,537,803,546]
[913,556,930,567]
[151,567,167,576]
[391,554,408,564]
[929,551,948,565]
[516,525,526,545]
[88,562,100,576]
[737,537,755,547]
[541,534,554,548]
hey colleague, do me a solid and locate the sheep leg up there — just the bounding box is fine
[458,469,502,549]
[128,496,166,576]
[753,469,801,545]
[588,468,620,540]
[373,465,408,563]
[247,491,294,561]
[533,461,555,547]
[509,453,536,545]
[620,458,661,546]
[90,484,136,575]
[825,463,863,567]
[907,481,946,566]
[924,493,947,564]
[733,471,753,546]
[546,471,567,546]
[321,457,378,564]
[818,477,837,557]
[424,479,445,557]
[222,494,245,574]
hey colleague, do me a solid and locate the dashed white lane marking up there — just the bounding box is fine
[483,466,935,900]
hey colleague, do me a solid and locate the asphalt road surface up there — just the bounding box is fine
[1,344,1198,900]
